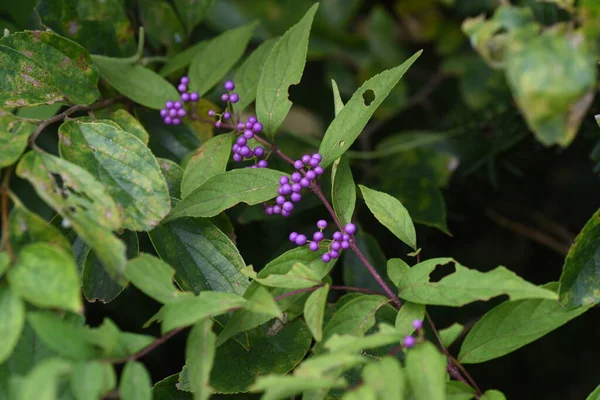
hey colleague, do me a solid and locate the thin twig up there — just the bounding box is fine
[1,165,14,261]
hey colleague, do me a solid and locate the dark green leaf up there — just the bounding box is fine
[158,158,184,199]
[1,31,99,105]
[159,41,207,77]
[9,203,71,254]
[0,252,8,278]
[189,22,257,96]
[367,7,406,68]
[405,342,446,400]
[304,284,329,341]
[0,112,35,167]
[331,155,355,225]
[318,51,422,167]
[119,361,152,400]
[256,4,318,139]
[0,287,25,364]
[174,0,215,34]
[92,56,179,110]
[168,168,284,219]
[8,243,82,312]
[59,120,171,231]
[559,208,600,306]
[151,374,193,400]
[186,319,216,400]
[343,231,390,295]
[70,361,116,400]
[3,321,57,375]
[125,253,185,304]
[15,358,72,400]
[149,217,249,295]
[140,1,185,52]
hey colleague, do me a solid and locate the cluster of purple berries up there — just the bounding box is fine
[160,76,199,125]
[208,80,240,129]
[403,319,424,349]
[231,115,266,167]
[289,221,356,262]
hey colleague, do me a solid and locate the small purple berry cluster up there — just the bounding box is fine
[160,76,199,125]
[403,319,424,349]
[289,221,356,262]
[208,80,240,129]
[231,115,266,167]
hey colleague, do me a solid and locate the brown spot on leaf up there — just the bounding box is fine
[22,74,42,88]
[31,31,41,41]
[22,50,33,57]
[67,21,80,35]
[60,57,71,70]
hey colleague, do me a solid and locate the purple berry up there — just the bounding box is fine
[300,178,310,187]
[403,336,416,348]
[281,210,291,217]
[181,76,190,85]
[181,93,190,102]
[331,241,341,251]
[321,253,331,263]
[309,242,319,252]
[282,202,294,212]
[239,146,251,157]
[257,160,268,168]
[208,110,215,117]
[291,183,302,193]
[345,223,357,235]
[165,101,174,109]
[280,176,289,185]
[254,146,265,157]
[291,192,302,202]
[294,160,304,170]
[312,153,322,161]
[291,172,302,183]
[160,109,168,117]
[244,130,254,139]
[178,84,187,93]
[279,184,292,195]
[246,121,253,129]
[232,144,240,153]
[343,234,350,241]
[276,195,286,205]
[333,231,342,241]
[233,153,242,162]
[313,231,324,242]
[172,118,181,125]
[412,320,424,330]
[169,109,177,117]
[265,206,274,215]
[317,220,327,229]
[295,234,307,246]
[164,116,172,124]
[250,165,258,169]
[289,232,298,242]
[177,109,186,117]
[314,166,324,175]
[236,136,247,146]
[229,93,239,103]
[224,80,235,91]
[309,158,319,168]
[306,170,316,181]
[190,92,199,102]
[341,240,350,250]
[237,122,245,130]
[273,205,282,214]
[215,121,222,128]
[174,101,182,109]
[329,250,339,259]
[223,111,231,120]
[221,93,230,102]
[301,154,311,164]
[252,122,263,133]
[248,116,257,124]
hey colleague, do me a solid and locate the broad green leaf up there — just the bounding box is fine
[505,31,596,147]
[174,0,215,33]
[120,361,152,400]
[159,41,207,77]
[28,312,100,361]
[0,44,64,107]
[158,158,184,199]
[16,151,126,280]
[324,330,402,355]
[295,353,366,378]
[232,38,277,114]
[70,361,116,400]
[0,287,25,363]
[152,374,193,400]
[125,253,185,304]
[59,120,170,231]
[140,1,185,52]
[559,208,600,306]
[331,79,345,116]
[1,31,99,105]
[586,385,600,400]
[343,386,377,400]
[331,155,355,225]
[304,284,329,341]
[8,243,82,312]
[82,230,138,303]
[9,203,71,254]
[238,284,281,317]
[395,302,426,336]
[83,318,154,359]
[95,108,150,145]
[181,133,233,199]
[189,22,257,96]
[446,381,476,400]
[318,51,422,167]
[186,319,216,400]
[439,323,464,348]
[252,375,345,400]
[149,217,249,295]
[359,185,416,250]
[362,357,405,400]
[92,56,179,110]
[248,262,321,289]
[459,283,589,364]
[480,390,506,400]
[405,342,446,400]
[391,258,558,306]
[16,358,72,400]
[149,291,247,334]
[168,168,283,219]
[256,4,318,138]
[0,112,35,167]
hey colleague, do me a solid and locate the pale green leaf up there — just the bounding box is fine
[70,361,116,400]
[342,386,377,400]
[446,381,476,400]
[252,262,321,289]
[251,375,344,400]
[362,357,405,400]
[304,284,329,341]
[331,155,355,226]
[439,323,464,348]
[324,330,402,355]
[9,203,71,254]
[405,342,446,400]
[0,112,35,167]
[294,353,366,378]
[95,108,150,145]
[0,287,25,364]
[16,358,72,400]
[119,361,152,400]
[125,253,185,304]
[186,319,216,400]
[256,4,319,138]
[586,385,600,400]
[480,390,506,400]
[395,302,426,336]
[239,284,281,317]
[331,79,345,116]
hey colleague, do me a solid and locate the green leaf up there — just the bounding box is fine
[295,353,366,378]
[83,318,154,359]
[3,320,57,375]
[186,319,216,400]
[251,375,344,400]
[0,287,25,364]
[405,342,446,400]
[331,79,345,116]
[181,133,233,199]
[152,374,193,400]
[16,358,72,400]
[256,4,319,138]
[125,253,185,304]
[343,386,377,400]
[318,51,421,167]
[0,112,35,167]
[168,168,284,219]
[1,31,99,105]
[95,108,150,145]
[139,110,201,163]
[140,1,185,52]
[390,258,558,306]
[459,283,589,364]
[304,284,329,341]
[158,158,184,199]
[159,41,207,77]
[331,155,355,226]
[0,252,8,278]
[70,361,116,400]
[367,7,407,69]
[439,323,464,348]
[239,284,281,317]
[324,329,402,355]
[174,0,215,34]
[359,185,416,250]
[343,231,390,294]
[362,357,405,400]
[92,56,179,110]
[59,120,171,231]
[189,21,257,96]
[559,208,600,306]
[149,217,249,295]
[119,361,152,400]
[232,38,278,114]
[395,302,426,336]
[8,243,82,312]
[446,381,476,400]
[586,385,600,400]
[149,291,247,334]
[480,390,506,400]
[249,262,321,289]
[9,203,71,254]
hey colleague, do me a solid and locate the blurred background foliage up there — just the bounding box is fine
[2,0,600,398]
